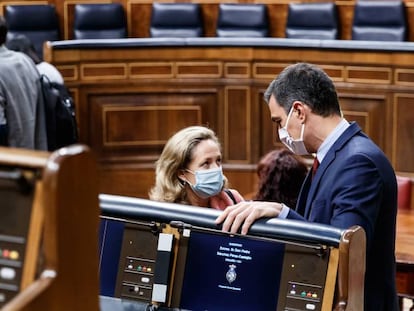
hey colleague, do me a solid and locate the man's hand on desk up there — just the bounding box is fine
[215,201,282,235]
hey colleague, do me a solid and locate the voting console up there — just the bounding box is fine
[0,145,100,310]
[99,194,366,311]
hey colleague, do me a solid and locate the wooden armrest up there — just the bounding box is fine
[334,225,366,311]
[2,270,56,311]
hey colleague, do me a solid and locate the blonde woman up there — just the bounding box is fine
[149,126,243,209]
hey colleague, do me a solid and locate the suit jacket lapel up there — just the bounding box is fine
[296,172,311,216]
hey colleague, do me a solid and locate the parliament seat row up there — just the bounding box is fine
[3,1,408,60]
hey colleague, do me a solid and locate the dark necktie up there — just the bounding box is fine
[312,157,319,180]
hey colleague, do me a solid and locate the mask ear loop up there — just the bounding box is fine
[299,122,305,140]
[178,169,190,186]
[283,106,295,129]
[178,177,186,186]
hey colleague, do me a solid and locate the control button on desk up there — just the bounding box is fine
[0,267,16,280]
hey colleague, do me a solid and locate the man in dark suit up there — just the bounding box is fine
[216,62,398,311]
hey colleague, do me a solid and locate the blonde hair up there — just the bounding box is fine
[149,126,227,204]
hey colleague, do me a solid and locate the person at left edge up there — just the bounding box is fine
[0,16,47,149]
[149,125,244,209]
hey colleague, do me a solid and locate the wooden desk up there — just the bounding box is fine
[396,209,414,301]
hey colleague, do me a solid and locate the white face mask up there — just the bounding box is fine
[186,167,224,199]
[278,106,309,155]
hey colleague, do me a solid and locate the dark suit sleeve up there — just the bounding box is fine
[286,209,306,221]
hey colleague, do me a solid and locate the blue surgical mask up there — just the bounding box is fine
[186,167,224,199]
[278,106,308,155]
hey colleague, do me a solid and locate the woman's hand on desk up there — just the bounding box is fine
[215,201,282,235]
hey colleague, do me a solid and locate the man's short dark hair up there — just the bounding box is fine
[264,62,341,117]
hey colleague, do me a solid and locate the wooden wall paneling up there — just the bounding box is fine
[85,87,220,159]
[99,166,155,197]
[224,86,251,163]
[256,86,277,157]
[346,66,392,84]
[395,68,414,86]
[128,1,152,38]
[338,92,387,155]
[223,167,258,198]
[56,64,78,81]
[200,3,219,37]
[129,61,174,78]
[224,62,250,78]
[249,85,265,164]
[393,94,414,173]
[176,61,222,77]
[253,62,288,79]
[338,2,354,40]
[81,63,127,80]
[266,3,288,38]
[406,3,414,41]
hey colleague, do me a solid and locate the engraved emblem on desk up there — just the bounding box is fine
[226,264,237,284]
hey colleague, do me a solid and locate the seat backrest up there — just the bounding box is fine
[397,175,412,210]
[150,3,203,38]
[5,4,60,60]
[216,3,269,37]
[286,2,338,40]
[352,0,407,41]
[73,3,127,40]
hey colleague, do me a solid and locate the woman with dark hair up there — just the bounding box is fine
[253,149,308,207]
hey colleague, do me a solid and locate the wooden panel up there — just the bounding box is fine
[224,168,258,198]
[396,271,414,297]
[99,166,155,198]
[254,63,287,79]
[346,66,392,84]
[103,106,202,147]
[128,1,152,38]
[224,87,250,162]
[87,90,220,162]
[57,64,78,81]
[339,93,387,150]
[129,62,174,78]
[176,62,222,78]
[406,2,414,42]
[320,65,345,82]
[224,63,250,78]
[393,94,414,172]
[81,63,127,80]
[395,68,414,86]
[257,88,279,156]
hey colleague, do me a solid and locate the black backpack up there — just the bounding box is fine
[40,75,79,151]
